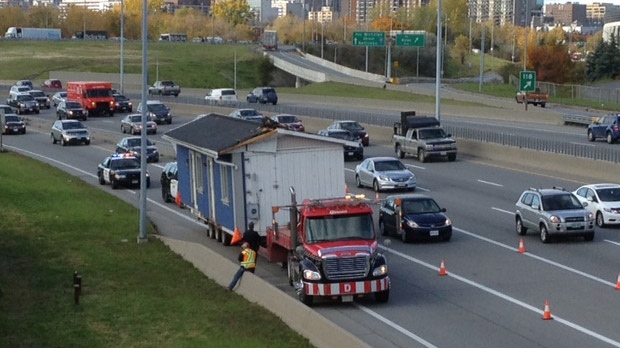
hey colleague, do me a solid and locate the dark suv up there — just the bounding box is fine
[137,101,172,124]
[515,187,595,243]
[587,113,620,144]
[247,87,278,105]
[160,162,178,203]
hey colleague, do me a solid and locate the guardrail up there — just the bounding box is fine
[562,113,598,126]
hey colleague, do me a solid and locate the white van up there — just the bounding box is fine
[204,88,238,103]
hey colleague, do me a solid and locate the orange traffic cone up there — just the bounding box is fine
[230,227,242,245]
[175,191,182,207]
[542,301,553,320]
[518,238,526,253]
[438,259,447,276]
[375,191,381,203]
[615,273,620,290]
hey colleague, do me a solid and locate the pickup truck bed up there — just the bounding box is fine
[515,89,548,107]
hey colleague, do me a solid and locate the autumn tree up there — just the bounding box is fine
[212,0,253,26]
[527,44,573,84]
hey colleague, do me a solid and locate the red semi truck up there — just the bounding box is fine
[66,81,115,117]
[265,188,390,306]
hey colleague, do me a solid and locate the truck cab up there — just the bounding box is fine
[266,190,390,306]
[392,111,457,162]
[66,81,115,117]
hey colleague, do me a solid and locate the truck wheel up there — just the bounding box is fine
[373,180,381,192]
[221,232,232,246]
[418,148,427,163]
[540,225,550,244]
[607,132,615,144]
[447,153,456,161]
[587,130,595,142]
[395,145,405,159]
[541,103,546,108]
[516,217,527,235]
[299,287,314,307]
[375,289,389,303]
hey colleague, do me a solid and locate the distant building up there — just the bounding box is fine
[545,2,587,25]
[586,2,620,25]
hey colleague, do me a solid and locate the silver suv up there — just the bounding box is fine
[515,187,595,243]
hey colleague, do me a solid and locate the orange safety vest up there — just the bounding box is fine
[240,249,256,269]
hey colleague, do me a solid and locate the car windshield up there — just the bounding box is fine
[243,116,264,122]
[596,188,620,202]
[402,199,441,214]
[64,122,85,130]
[161,81,174,86]
[328,132,356,141]
[58,92,67,98]
[16,95,34,101]
[126,138,154,147]
[0,106,13,113]
[221,90,236,96]
[66,102,81,109]
[340,122,363,131]
[110,158,140,170]
[277,115,299,123]
[374,160,406,171]
[29,91,45,97]
[5,115,20,122]
[148,104,168,112]
[419,128,447,139]
[305,213,374,243]
[542,194,583,211]
[114,95,128,101]
[239,109,259,116]
[129,115,143,122]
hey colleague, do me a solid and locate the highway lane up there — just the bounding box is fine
[5,104,620,348]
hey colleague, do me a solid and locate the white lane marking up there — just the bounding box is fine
[354,304,439,348]
[604,240,620,247]
[477,179,503,187]
[378,241,620,347]
[491,207,514,215]
[570,142,595,147]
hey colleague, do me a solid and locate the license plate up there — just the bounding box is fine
[341,295,353,302]
[348,152,354,156]
[440,151,447,155]
[430,230,439,236]
[131,180,138,184]
[571,223,581,228]
[13,127,18,131]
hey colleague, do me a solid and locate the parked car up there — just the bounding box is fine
[1,114,26,135]
[573,183,620,227]
[204,88,238,103]
[355,157,416,192]
[137,100,172,124]
[317,129,363,161]
[57,100,87,121]
[270,114,304,132]
[160,161,178,203]
[246,87,278,105]
[515,187,595,243]
[326,120,369,146]
[7,92,39,114]
[27,89,51,109]
[120,114,157,135]
[115,136,160,163]
[52,91,67,106]
[50,119,91,146]
[229,108,264,123]
[41,79,62,89]
[112,93,133,113]
[587,113,620,144]
[97,153,150,189]
[379,194,452,242]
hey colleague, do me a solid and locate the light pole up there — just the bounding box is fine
[321,21,324,59]
[435,0,443,121]
[302,0,305,51]
[120,0,125,94]
[83,0,87,40]
[442,15,448,78]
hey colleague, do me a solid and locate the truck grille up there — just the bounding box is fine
[565,216,584,223]
[323,255,369,280]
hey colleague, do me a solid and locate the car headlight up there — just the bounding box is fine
[363,134,369,138]
[549,215,561,223]
[587,212,594,221]
[445,218,452,226]
[116,174,126,179]
[426,144,434,150]
[378,175,389,181]
[406,219,420,228]
[372,264,388,277]
[69,111,74,115]
[303,269,321,281]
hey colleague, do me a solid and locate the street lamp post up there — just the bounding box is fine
[302,0,305,52]
[321,21,324,59]
[120,0,125,94]
[83,0,87,41]
[442,15,448,78]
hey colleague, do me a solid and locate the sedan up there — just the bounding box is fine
[573,183,620,227]
[327,120,369,146]
[229,108,264,123]
[115,136,160,163]
[2,114,26,135]
[379,194,452,243]
[271,114,304,132]
[52,91,67,106]
[57,100,87,121]
[120,114,157,135]
[355,157,416,192]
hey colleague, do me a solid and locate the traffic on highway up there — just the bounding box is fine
[3,87,620,348]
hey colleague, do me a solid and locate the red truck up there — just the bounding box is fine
[265,188,390,306]
[66,81,115,117]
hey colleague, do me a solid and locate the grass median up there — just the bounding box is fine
[0,151,313,348]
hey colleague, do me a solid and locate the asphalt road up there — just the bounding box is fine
[4,96,620,348]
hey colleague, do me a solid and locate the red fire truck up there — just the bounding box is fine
[265,188,390,306]
[66,81,115,117]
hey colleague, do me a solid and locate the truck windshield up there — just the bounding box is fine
[419,128,446,139]
[85,89,111,97]
[305,213,374,243]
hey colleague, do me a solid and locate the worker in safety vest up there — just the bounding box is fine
[227,242,256,291]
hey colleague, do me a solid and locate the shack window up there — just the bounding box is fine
[193,152,203,194]
[220,165,230,205]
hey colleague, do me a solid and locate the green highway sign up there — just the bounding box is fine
[352,31,385,47]
[520,71,536,92]
[396,33,426,47]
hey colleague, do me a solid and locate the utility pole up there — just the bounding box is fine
[435,0,443,122]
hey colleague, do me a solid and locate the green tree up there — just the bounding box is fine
[212,0,253,26]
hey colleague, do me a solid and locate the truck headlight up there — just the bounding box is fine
[303,269,321,281]
[372,264,388,277]
[406,219,420,228]
[549,215,560,223]
[587,212,594,221]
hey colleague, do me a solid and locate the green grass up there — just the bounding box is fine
[0,152,313,348]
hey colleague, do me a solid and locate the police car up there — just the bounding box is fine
[97,153,150,189]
